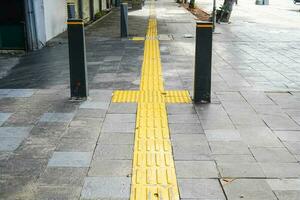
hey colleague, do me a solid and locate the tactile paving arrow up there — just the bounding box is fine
[112,2,192,199]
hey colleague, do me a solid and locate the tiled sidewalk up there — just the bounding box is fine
[1,0,300,199]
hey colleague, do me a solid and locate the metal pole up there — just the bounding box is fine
[67,19,89,99]
[193,21,213,104]
[212,0,216,31]
[120,3,128,38]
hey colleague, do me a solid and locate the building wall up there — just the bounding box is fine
[102,0,107,10]
[94,0,100,14]
[82,0,90,22]
[43,0,67,41]
[31,0,46,48]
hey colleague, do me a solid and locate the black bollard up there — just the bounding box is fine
[193,21,213,104]
[116,0,121,7]
[67,19,88,99]
[120,3,128,38]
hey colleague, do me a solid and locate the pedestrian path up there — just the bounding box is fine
[1,0,300,199]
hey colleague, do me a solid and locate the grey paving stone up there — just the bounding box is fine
[168,114,200,124]
[274,131,300,141]
[262,115,300,131]
[0,113,12,125]
[94,144,133,160]
[104,55,123,61]
[167,104,196,114]
[104,114,136,123]
[216,91,245,102]
[34,185,82,200]
[14,144,55,159]
[89,160,132,177]
[171,134,208,146]
[76,108,107,118]
[38,167,88,186]
[274,190,300,200]
[1,158,48,176]
[223,179,277,200]
[81,177,130,199]
[205,129,241,141]
[98,133,134,145]
[178,179,225,199]
[56,138,96,152]
[209,141,251,155]
[267,179,300,191]
[0,127,32,151]
[39,113,75,123]
[63,126,101,139]
[108,103,137,114]
[102,122,135,133]
[229,114,266,126]
[48,152,93,167]
[4,89,35,98]
[217,162,265,178]
[0,127,32,138]
[213,155,256,163]
[175,161,219,178]
[89,89,113,102]
[79,101,110,109]
[283,141,300,155]
[69,117,103,128]
[250,147,297,163]
[173,144,212,161]
[169,123,204,134]
[259,163,300,178]
[238,127,283,147]
[0,137,25,151]
[200,118,235,130]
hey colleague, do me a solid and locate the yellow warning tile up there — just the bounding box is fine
[112,90,192,103]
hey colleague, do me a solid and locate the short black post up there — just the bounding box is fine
[120,3,128,38]
[116,0,121,7]
[193,21,213,103]
[67,19,88,99]
[67,3,76,19]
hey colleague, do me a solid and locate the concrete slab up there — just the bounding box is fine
[81,177,131,199]
[217,162,265,178]
[48,152,93,167]
[260,163,300,178]
[39,113,75,123]
[89,160,132,177]
[94,144,133,160]
[205,129,242,141]
[178,179,225,199]
[175,161,219,178]
[79,101,110,110]
[250,147,297,163]
[223,179,277,200]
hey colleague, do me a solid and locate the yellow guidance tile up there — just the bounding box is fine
[112,2,191,200]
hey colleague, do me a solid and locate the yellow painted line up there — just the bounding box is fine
[67,22,84,25]
[196,24,213,28]
[112,2,192,200]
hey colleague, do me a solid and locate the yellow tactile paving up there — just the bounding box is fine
[112,90,191,103]
[112,2,191,200]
